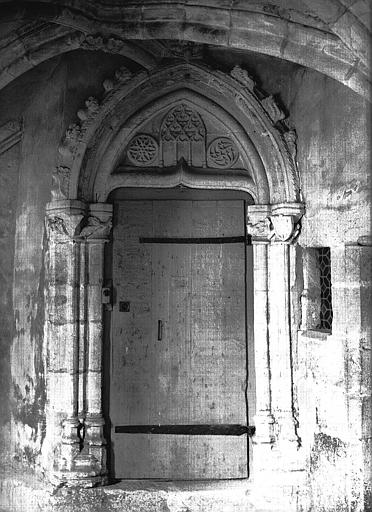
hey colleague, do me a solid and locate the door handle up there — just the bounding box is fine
[158,320,163,341]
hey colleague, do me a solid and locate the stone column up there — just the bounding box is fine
[44,199,86,478]
[246,205,275,444]
[267,203,304,452]
[79,203,113,483]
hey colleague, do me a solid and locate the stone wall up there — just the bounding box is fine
[211,48,371,510]
[0,138,19,458]
[0,48,370,511]
[0,50,138,468]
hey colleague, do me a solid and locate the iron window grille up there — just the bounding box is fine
[316,247,333,332]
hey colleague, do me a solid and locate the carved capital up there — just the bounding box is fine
[246,204,272,243]
[247,203,304,244]
[80,203,113,241]
[269,215,298,243]
[269,203,304,243]
[80,216,112,240]
[46,200,87,241]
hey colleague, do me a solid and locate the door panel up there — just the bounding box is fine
[111,200,248,479]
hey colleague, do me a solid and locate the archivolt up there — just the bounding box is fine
[55,62,301,205]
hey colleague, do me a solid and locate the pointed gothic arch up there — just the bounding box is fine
[44,60,305,486]
[55,62,300,205]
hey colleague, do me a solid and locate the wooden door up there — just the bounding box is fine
[111,200,248,479]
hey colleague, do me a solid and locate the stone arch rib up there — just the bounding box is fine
[0,2,369,100]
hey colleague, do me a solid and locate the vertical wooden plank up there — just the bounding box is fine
[111,201,154,425]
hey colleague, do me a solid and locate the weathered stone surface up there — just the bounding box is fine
[0,467,308,512]
[0,34,369,512]
[0,2,369,98]
[0,142,19,455]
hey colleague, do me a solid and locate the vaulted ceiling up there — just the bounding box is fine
[0,0,370,99]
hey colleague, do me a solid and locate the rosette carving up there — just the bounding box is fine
[126,135,158,165]
[207,138,239,168]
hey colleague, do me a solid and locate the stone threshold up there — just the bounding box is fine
[0,467,305,512]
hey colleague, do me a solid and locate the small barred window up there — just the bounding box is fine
[316,247,333,331]
[301,246,333,334]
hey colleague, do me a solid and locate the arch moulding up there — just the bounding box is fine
[0,2,369,100]
[43,61,305,486]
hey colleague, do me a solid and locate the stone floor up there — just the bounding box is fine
[0,467,307,512]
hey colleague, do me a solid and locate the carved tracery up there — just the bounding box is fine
[160,104,205,142]
[160,103,206,166]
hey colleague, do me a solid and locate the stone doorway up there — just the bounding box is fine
[106,188,254,480]
[41,62,305,487]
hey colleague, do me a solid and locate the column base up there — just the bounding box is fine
[51,466,109,488]
[84,414,108,477]
[59,417,80,472]
[52,416,109,487]
[51,448,109,488]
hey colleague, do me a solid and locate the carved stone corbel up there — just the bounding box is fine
[269,203,304,243]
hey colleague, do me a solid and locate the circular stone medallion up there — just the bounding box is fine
[127,134,158,165]
[207,137,239,168]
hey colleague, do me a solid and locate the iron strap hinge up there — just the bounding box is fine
[114,424,256,436]
[139,235,251,245]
